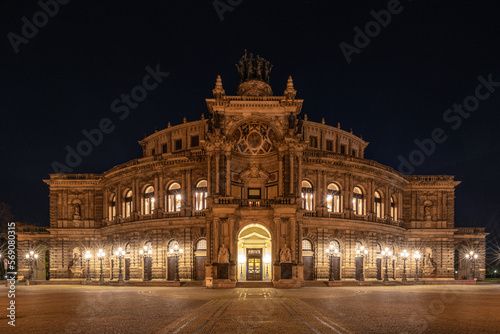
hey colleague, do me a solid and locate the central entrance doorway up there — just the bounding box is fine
[237,224,272,281]
[246,248,262,280]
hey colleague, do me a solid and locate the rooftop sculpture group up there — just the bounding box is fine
[236,50,273,84]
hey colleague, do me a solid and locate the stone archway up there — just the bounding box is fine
[237,224,272,281]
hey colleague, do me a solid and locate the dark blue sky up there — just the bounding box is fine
[1,1,499,243]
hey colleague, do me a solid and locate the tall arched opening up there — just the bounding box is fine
[237,224,272,281]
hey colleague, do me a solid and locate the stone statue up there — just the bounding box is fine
[296,117,304,134]
[74,203,81,216]
[424,204,432,220]
[280,246,292,263]
[288,113,296,130]
[235,51,273,84]
[217,244,229,263]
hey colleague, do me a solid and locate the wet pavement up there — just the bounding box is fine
[1,284,499,333]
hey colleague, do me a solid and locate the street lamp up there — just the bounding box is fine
[400,249,409,283]
[169,243,183,281]
[139,245,153,281]
[381,247,392,283]
[413,251,421,283]
[97,249,105,283]
[494,270,497,279]
[264,253,271,280]
[25,251,39,281]
[355,246,368,281]
[238,254,246,280]
[325,244,339,281]
[465,251,478,280]
[114,247,125,283]
[85,250,92,281]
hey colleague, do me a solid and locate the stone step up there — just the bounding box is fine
[236,281,274,288]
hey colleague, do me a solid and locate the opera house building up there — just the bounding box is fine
[18,55,487,287]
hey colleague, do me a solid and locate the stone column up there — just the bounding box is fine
[298,221,303,264]
[213,217,220,263]
[297,153,302,195]
[116,184,122,218]
[207,154,212,196]
[103,188,109,220]
[158,175,164,211]
[206,220,212,263]
[290,217,296,263]
[187,169,192,207]
[289,152,294,194]
[215,153,220,195]
[278,153,284,196]
[225,152,231,196]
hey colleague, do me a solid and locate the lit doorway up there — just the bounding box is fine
[237,224,272,281]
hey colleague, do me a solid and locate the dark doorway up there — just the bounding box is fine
[332,256,341,280]
[168,257,177,280]
[125,258,131,280]
[195,256,206,280]
[355,257,364,280]
[303,256,314,280]
[376,258,382,280]
[45,250,50,280]
[144,257,153,281]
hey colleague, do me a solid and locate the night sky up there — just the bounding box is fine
[1,1,499,244]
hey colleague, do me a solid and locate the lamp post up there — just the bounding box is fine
[238,254,246,280]
[114,247,125,283]
[355,246,368,281]
[169,244,183,281]
[25,251,39,281]
[465,251,478,280]
[381,247,392,283]
[264,254,271,280]
[400,249,409,283]
[325,244,337,281]
[494,270,498,279]
[413,251,421,283]
[139,245,153,281]
[85,250,92,281]
[97,249,105,283]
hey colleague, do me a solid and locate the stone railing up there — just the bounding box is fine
[456,227,486,235]
[17,225,49,233]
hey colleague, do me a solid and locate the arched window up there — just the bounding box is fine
[123,190,133,218]
[194,180,207,211]
[143,186,155,214]
[391,196,397,220]
[376,243,382,255]
[326,183,341,212]
[353,187,364,215]
[302,239,313,251]
[301,180,314,211]
[167,182,182,212]
[374,191,383,218]
[196,239,207,251]
[329,240,340,252]
[109,194,116,219]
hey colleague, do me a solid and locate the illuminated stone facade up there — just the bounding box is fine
[18,56,487,285]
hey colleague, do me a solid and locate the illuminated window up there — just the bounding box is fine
[353,187,364,215]
[109,194,116,219]
[391,196,397,220]
[196,239,207,251]
[123,190,132,218]
[143,186,155,214]
[167,182,182,212]
[326,183,341,212]
[374,191,383,218]
[194,180,207,211]
[302,239,313,251]
[301,180,314,211]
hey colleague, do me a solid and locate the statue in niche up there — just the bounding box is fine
[217,244,229,263]
[74,203,81,218]
[280,245,292,263]
[424,202,432,221]
[288,113,296,130]
[295,116,304,134]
